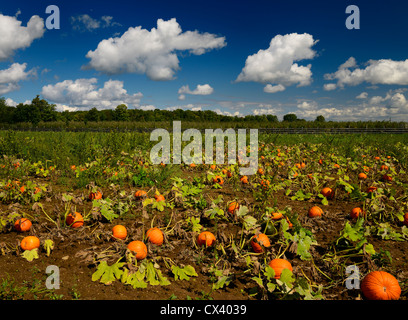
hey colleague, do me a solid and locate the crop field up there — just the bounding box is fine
[0,130,407,300]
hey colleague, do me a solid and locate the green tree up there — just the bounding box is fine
[85,107,100,122]
[283,113,298,122]
[114,104,129,121]
[315,115,325,122]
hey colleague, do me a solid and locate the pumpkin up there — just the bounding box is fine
[240,176,248,184]
[66,212,84,228]
[14,218,32,232]
[197,231,216,247]
[403,213,408,226]
[382,174,392,182]
[367,186,377,193]
[257,168,264,175]
[250,233,271,253]
[21,236,40,251]
[89,191,102,200]
[146,227,164,245]
[260,179,270,189]
[135,190,147,199]
[227,171,233,178]
[350,207,365,219]
[127,240,147,260]
[361,271,401,300]
[380,165,389,171]
[268,258,293,279]
[112,225,127,240]
[308,206,323,218]
[321,187,334,199]
[228,201,240,214]
[213,175,224,185]
[155,194,165,202]
[271,212,283,220]
[358,172,367,180]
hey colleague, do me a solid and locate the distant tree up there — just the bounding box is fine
[283,113,298,122]
[315,115,325,122]
[266,114,278,122]
[85,107,100,122]
[114,104,129,121]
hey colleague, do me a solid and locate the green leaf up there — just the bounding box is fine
[21,248,39,262]
[43,239,54,257]
[172,265,198,281]
[92,261,125,284]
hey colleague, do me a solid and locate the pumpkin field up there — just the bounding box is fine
[0,130,408,301]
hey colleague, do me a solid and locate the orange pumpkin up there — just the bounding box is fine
[155,194,165,202]
[257,168,264,175]
[271,212,283,220]
[380,165,389,171]
[197,231,216,247]
[20,236,40,251]
[89,191,102,200]
[358,173,367,180]
[14,218,32,232]
[260,179,270,189]
[350,207,365,219]
[268,258,293,279]
[112,225,127,240]
[321,187,334,199]
[135,190,147,199]
[213,175,224,185]
[361,271,401,300]
[250,233,271,253]
[146,227,164,245]
[127,240,147,260]
[240,176,249,184]
[66,212,84,228]
[228,201,240,214]
[308,206,323,218]
[367,186,377,193]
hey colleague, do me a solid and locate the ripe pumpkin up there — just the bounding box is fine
[358,172,367,180]
[213,175,224,185]
[135,190,147,199]
[127,240,147,260]
[257,168,264,175]
[155,194,165,202]
[66,212,84,228]
[380,165,389,171]
[268,258,293,279]
[361,271,401,300]
[260,179,270,189]
[146,227,164,245]
[321,187,334,199]
[308,206,323,218]
[350,207,365,219]
[240,176,249,184]
[112,225,127,240]
[21,236,40,251]
[14,218,32,232]
[250,233,271,253]
[89,191,102,200]
[228,201,240,214]
[271,212,283,220]
[197,231,216,247]
[367,186,377,193]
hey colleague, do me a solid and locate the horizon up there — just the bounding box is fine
[1,1,408,121]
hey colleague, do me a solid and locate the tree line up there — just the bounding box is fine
[0,96,406,129]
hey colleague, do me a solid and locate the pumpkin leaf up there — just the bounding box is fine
[21,248,39,262]
[171,265,198,281]
[43,239,54,257]
[92,260,125,284]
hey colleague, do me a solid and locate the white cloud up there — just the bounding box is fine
[71,14,121,32]
[323,83,336,91]
[264,84,285,93]
[235,33,318,89]
[0,63,36,94]
[0,13,45,61]
[324,57,408,89]
[5,98,18,107]
[356,92,368,99]
[297,100,318,110]
[139,105,156,111]
[84,18,226,80]
[178,84,214,99]
[41,78,143,110]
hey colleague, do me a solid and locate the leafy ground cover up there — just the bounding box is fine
[0,131,407,300]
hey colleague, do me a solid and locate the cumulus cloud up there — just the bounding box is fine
[84,18,226,80]
[324,57,408,89]
[41,78,143,110]
[356,92,368,99]
[235,33,318,89]
[71,14,121,32]
[0,13,45,61]
[0,63,36,94]
[264,84,285,93]
[178,84,214,99]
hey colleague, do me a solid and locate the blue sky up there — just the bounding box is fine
[1,0,408,120]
